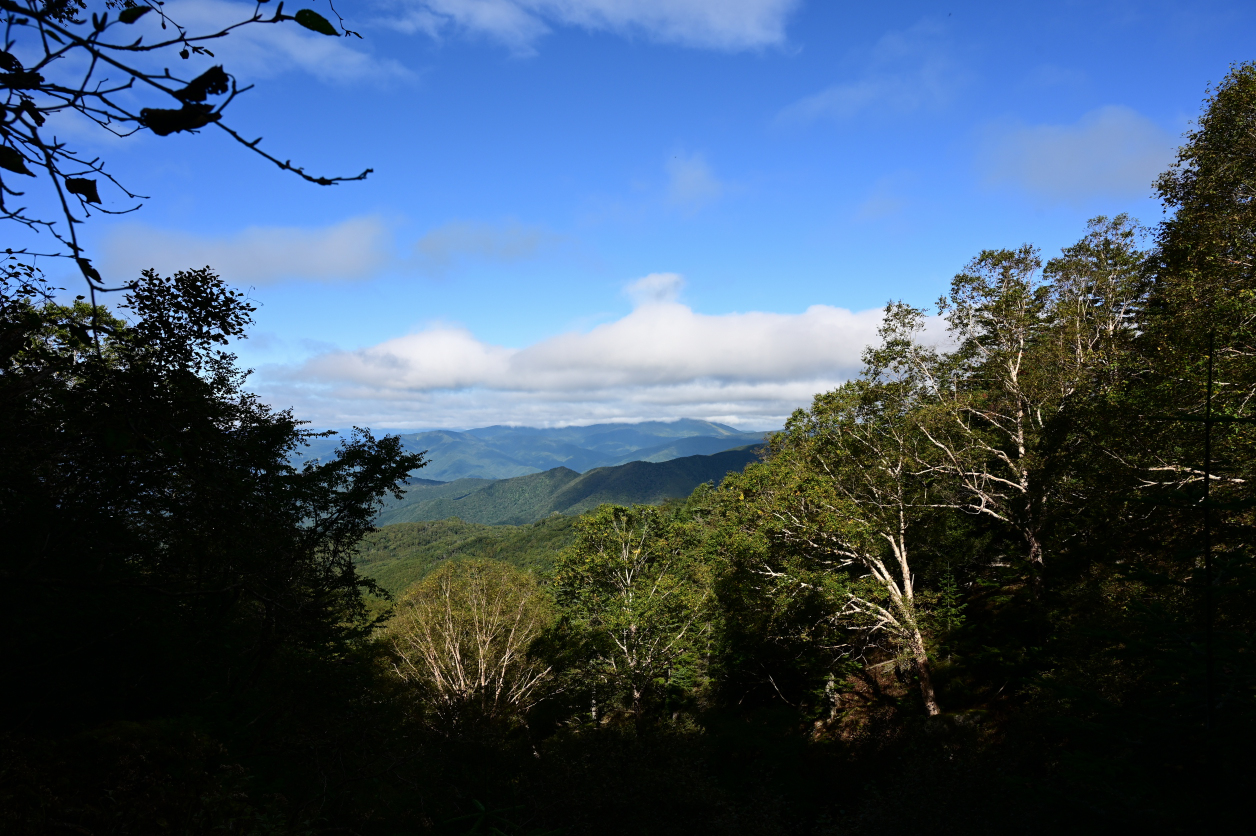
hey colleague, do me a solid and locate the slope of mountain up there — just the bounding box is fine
[393,431,540,481]
[355,516,577,595]
[547,449,758,515]
[376,446,761,526]
[374,477,496,521]
[376,468,579,527]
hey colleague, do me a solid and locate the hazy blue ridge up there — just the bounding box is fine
[299,420,770,481]
[606,434,764,465]
[375,445,761,526]
[393,431,540,481]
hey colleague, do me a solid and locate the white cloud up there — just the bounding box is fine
[262,273,944,428]
[779,20,964,123]
[389,0,548,49]
[381,0,799,53]
[99,216,395,285]
[980,105,1176,204]
[412,220,557,275]
[666,152,724,211]
[157,0,412,83]
[625,272,684,306]
[99,217,560,285]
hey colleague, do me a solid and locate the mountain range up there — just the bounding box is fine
[375,446,762,526]
[297,419,769,481]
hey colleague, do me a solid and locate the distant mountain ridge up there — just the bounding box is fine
[376,446,761,526]
[297,419,770,481]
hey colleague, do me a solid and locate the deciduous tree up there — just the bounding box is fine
[553,504,714,720]
[389,558,555,726]
[879,218,1146,594]
[745,379,944,714]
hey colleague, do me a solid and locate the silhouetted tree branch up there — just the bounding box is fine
[0,0,370,295]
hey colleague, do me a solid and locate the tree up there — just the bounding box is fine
[702,220,1147,717]
[713,309,976,717]
[1139,61,1256,493]
[1120,60,1256,746]
[553,504,714,721]
[0,0,367,294]
[388,558,555,726]
[750,376,945,715]
[1041,215,1146,399]
[1152,61,1256,344]
[0,262,422,723]
[881,218,1146,595]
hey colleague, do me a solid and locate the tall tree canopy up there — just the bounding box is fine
[0,263,422,725]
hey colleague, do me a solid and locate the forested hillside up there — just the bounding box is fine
[375,446,761,525]
[356,516,577,594]
[4,58,1255,836]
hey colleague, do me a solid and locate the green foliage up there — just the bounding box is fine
[388,559,556,725]
[708,373,954,715]
[356,515,578,595]
[551,502,717,719]
[928,565,966,659]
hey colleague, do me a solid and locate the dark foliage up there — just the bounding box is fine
[0,263,427,831]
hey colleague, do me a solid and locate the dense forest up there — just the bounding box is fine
[3,59,1256,836]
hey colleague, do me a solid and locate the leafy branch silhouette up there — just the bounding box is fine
[0,0,371,298]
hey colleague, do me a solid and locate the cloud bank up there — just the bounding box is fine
[980,105,1176,204]
[259,274,937,429]
[385,0,800,53]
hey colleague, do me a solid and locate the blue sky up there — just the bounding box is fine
[31,0,1254,429]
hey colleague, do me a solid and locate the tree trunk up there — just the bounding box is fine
[911,631,941,716]
[1024,528,1050,642]
[1026,527,1043,570]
